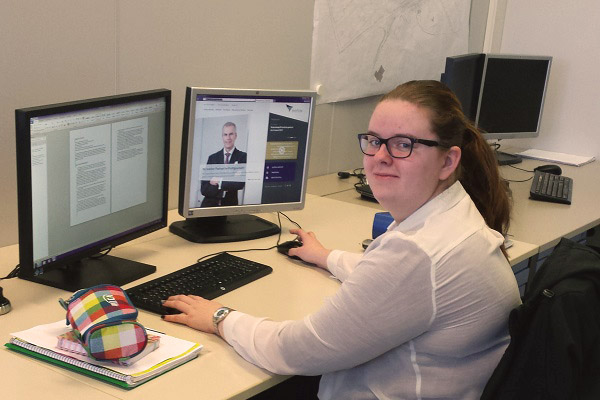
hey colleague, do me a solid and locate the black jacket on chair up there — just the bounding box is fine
[481,238,600,400]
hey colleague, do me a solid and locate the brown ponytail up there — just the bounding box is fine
[380,80,511,238]
[458,124,511,237]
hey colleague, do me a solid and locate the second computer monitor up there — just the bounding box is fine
[476,54,552,140]
[441,53,486,121]
[442,53,552,165]
[170,87,316,243]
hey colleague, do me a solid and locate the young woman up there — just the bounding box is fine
[163,80,521,399]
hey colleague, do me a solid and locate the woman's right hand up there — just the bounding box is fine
[288,228,331,270]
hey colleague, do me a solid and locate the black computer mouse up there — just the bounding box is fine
[534,164,562,175]
[277,240,303,259]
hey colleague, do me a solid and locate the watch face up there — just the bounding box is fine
[216,309,227,317]
[214,307,231,321]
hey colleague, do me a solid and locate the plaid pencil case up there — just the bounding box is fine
[59,284,148,362]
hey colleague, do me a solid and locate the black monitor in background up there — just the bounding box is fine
[441,53,552,165]
[170,87,316,243]
[15,89,171,292]
[440,53,485,121]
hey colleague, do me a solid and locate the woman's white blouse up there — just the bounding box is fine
[222,181,521,399]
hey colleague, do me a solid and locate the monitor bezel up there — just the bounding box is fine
[15,89,171,282]
[177,87,316,220]
[475,54,552,140]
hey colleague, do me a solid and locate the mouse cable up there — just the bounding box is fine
[504,164,535,183]
[196,211,303,263]
[507,164,535,173]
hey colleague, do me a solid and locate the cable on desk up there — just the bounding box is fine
[505,164,535,183]
[196,211,303,263]
[337,167,365,180]
[1,246,112,281]
[90,246,113,259]
[1,264,20,281]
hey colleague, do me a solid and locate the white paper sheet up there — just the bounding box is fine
[311,0,470,104]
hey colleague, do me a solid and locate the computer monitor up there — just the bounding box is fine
[170,87,316,243]
[442,53,552,165]
[15,89,171,292]
[440,53,486,121]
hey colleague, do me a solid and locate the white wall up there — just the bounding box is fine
[499,0,600,158]
[0,0,317,248]
[0,0,489,248]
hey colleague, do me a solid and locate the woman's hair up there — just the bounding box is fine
[380,80,511,238]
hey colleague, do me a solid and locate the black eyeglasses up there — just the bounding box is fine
[357,133,446,159]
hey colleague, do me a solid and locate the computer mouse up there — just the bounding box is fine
[534,164,562,175]
[277,240,303,259]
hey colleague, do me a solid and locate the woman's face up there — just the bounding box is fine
[364,100,459,222]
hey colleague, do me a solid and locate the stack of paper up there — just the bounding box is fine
[516,148,596,167]
[6,321,202,388]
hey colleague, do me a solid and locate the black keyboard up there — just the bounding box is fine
[529,170,573,204]
[127,253,273,314]
[355,183,377,201]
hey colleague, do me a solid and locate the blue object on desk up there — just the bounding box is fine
[372,212,394,239]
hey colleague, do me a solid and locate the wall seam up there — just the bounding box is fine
[114,0,119,93]
[327,104,336,173]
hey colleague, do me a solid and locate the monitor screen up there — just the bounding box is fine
[15,89,170,292]
[170,87,316,243]
[476,54,552,140]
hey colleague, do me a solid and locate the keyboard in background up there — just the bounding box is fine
[355,183,377,201]
[529,170,573,205]
[127,252,273,314]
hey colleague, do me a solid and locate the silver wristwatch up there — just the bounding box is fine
[212,307,234,335]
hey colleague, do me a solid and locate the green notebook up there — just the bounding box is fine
[6,321,203,389]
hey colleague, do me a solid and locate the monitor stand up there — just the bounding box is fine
[169,215,280,243]
[495,151,523,165]
[18,256,156,292]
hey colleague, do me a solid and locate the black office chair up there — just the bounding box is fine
[480,238,600,399]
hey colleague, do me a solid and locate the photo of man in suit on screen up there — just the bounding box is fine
[200,122,247,207]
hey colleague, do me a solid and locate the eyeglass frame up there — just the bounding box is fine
[357,133,448,159]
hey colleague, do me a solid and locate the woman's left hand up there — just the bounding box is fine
[161,295,223,334]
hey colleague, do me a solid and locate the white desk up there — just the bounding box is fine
[0,194,379,400]
[499,158,600,252]
[5,157,596,398]
[305,172,357,197]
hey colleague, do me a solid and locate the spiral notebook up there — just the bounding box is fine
[6,320,202,389]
